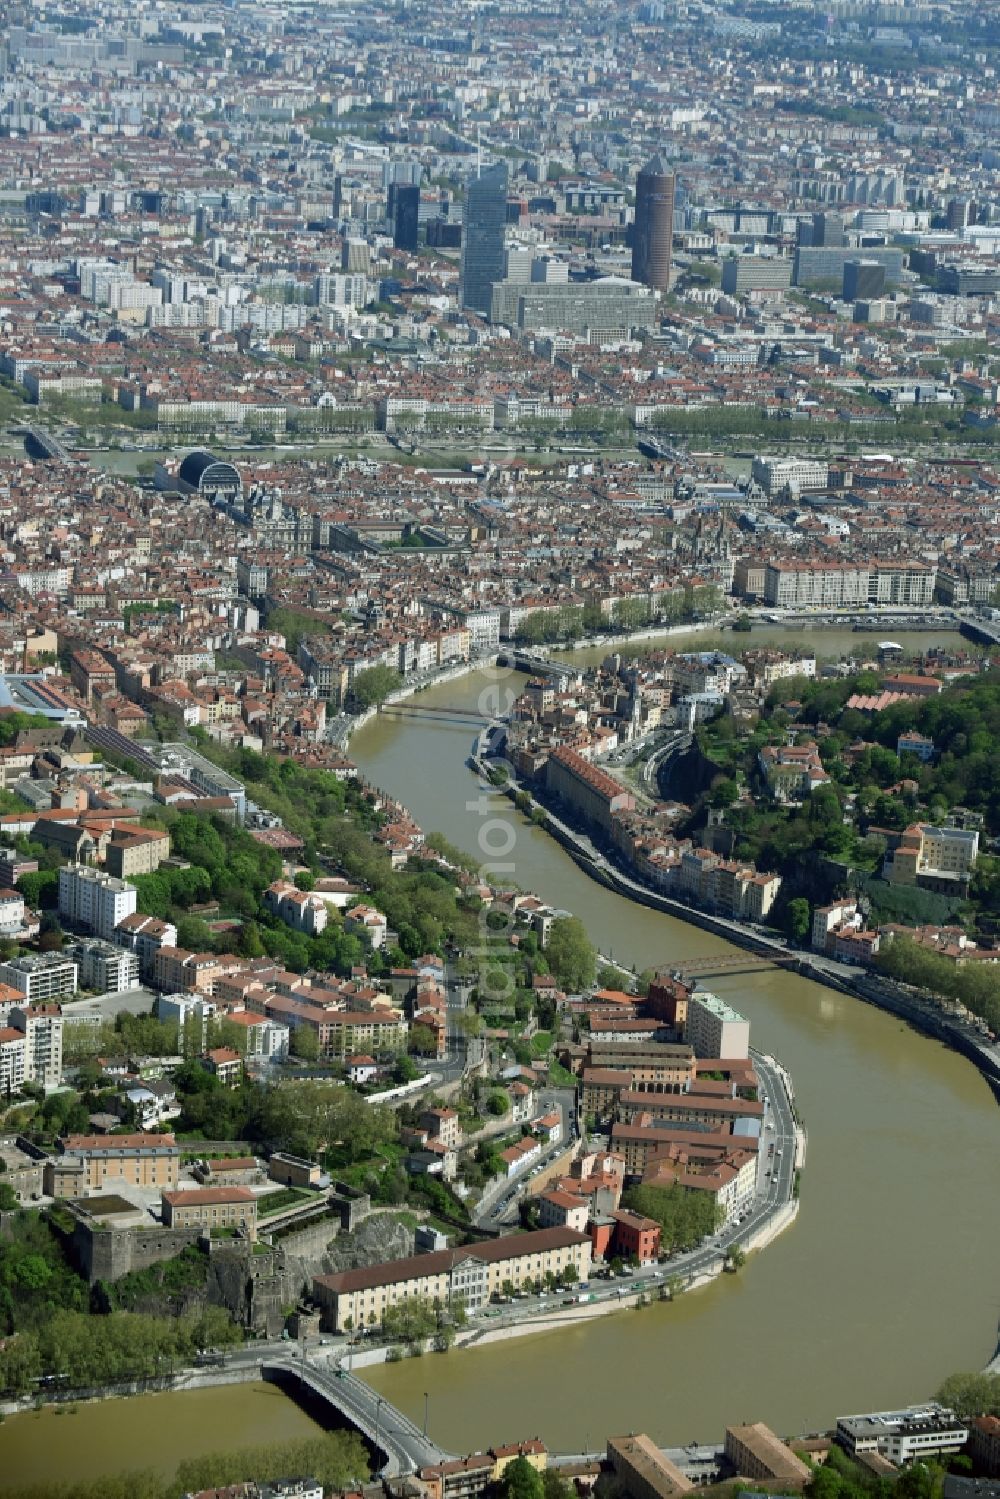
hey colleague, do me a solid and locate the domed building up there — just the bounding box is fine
[177,450,242,503]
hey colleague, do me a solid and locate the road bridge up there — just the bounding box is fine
[21,424,74,463]
[495,650,579,688]
[264,1358,454,1476]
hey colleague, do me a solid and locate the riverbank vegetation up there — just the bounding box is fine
[0,1211,239,1394]
[936,1370,1000,1418]
[513,585,722,646]
[0,1430,369,1499]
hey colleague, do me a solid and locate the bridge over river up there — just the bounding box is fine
[264,1358,454,1477]
[379,702,503,727]
[670,951,799,980]
[19,423,75,463]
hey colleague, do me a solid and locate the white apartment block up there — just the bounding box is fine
[157,992,217,1047]
[59,864,138,940]
[69,940,140,995]
[764,561,870,609]
[0,954,78,1003]
[868,563,937,607]
[758,657,817,688]
[836,1406,968,1466]
[716,1150,760,1224]
[0,1028,26,1093]
[685,991,751,1061]
[12,1003,64,1089]
[0,891,25,936]
[812,900,859,951]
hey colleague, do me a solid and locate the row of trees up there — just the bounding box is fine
[877,935,1000,1033]
[513,585,723,646]
[0,1300,239,1396]
[620,1182,723,1253]
[0,1432,370,1499]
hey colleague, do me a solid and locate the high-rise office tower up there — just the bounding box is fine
[390,184,420,252]
[460,160,508,315]
[812,211,847,248]
[631,154,675,292]
[843,259,886,301]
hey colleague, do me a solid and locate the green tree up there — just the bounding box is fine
[935,1371,1000,1418]
[545,916,596,993]
[786,897,811,945]
[500,1456,545,1499]
[351,665,403,709]
[408,1023,439,1057]
[289,1026,320,1062]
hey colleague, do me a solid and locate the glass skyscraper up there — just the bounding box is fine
[460,160,508,315]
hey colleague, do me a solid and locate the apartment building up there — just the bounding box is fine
[869,562,937,607]
[0,1027,26,1093]
[763,561,869,609]
[721,257,793,297]
[263,880,329,936]
[685,992,750,1061]
[643,1140,759,1225]
[0,953,78,1003]
[68,938,139,995]
[343,904,388,949]
[162,1185,257,1239]
[751,457,829,497]
[758,742,829,802]
[154,947,220,994]
[104,827,171,880]
[58,864,138,940]
[0,890,26,937]
[114,913,178,980]
[156,992,217,1045]
[313,1227,592,1332]
[812,900,859,952]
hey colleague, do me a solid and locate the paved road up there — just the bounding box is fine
[473,1088,577,1228]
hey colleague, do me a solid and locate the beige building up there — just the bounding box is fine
[105,828,171,880]
[313,1227,592,1332]
[725,1424,812,1486]
[607,1435,693,1499]
[162,1186,257,1239]
[50,1132,181,1195]
[885,823,979,891]
[154,947,221,994]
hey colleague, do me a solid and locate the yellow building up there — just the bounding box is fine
[313,1227,592,1333]
[51,1132,181,1194]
